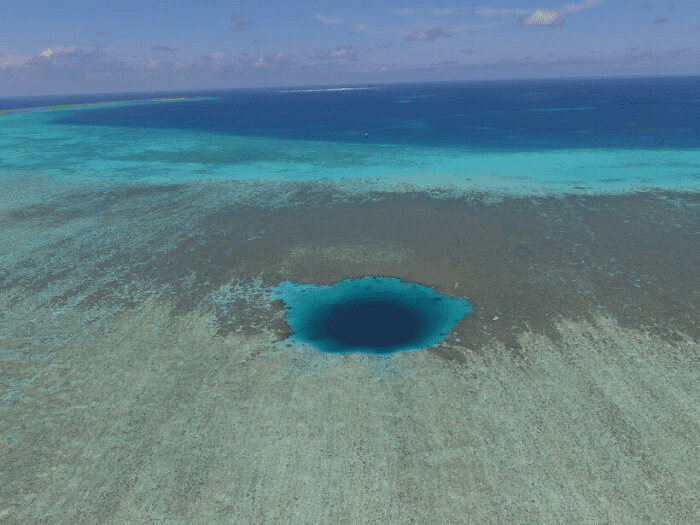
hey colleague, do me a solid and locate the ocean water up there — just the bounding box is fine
[266,276,472,357]
[2,77,700,521]
[1,76,700,196]
[2,76,700,357]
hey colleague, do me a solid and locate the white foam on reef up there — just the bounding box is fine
[278,87,373,93]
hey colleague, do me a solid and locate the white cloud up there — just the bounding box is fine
[250,52,293,68]
[405,27,452,42]
[518,10,565,28]
[40,46,77,58]
[315,13,341,24]
[0,49,34,68]
[0,46,79,69]
[121,55,143,63]
[562,0,606,13]
[152,45,177,53]
[319,46,357,60]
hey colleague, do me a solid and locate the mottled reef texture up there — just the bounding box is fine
[1,177,698,523]
[2,179,698,362]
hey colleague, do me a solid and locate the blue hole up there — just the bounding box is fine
[267,276,473,356]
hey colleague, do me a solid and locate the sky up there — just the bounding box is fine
[0,1,697,96]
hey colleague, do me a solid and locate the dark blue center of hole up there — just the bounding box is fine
[267,276,473,356]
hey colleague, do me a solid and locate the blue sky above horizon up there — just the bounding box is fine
[0,0,697,96]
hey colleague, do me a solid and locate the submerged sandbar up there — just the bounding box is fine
[0,96,210,116]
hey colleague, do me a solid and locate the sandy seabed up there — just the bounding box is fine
[1,174,698,523]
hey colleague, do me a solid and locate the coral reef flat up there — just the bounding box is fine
[1,175,698,523]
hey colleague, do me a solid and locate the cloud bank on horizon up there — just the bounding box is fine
[0,0,696,96]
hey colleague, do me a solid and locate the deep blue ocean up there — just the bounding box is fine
[1,76,700,195]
